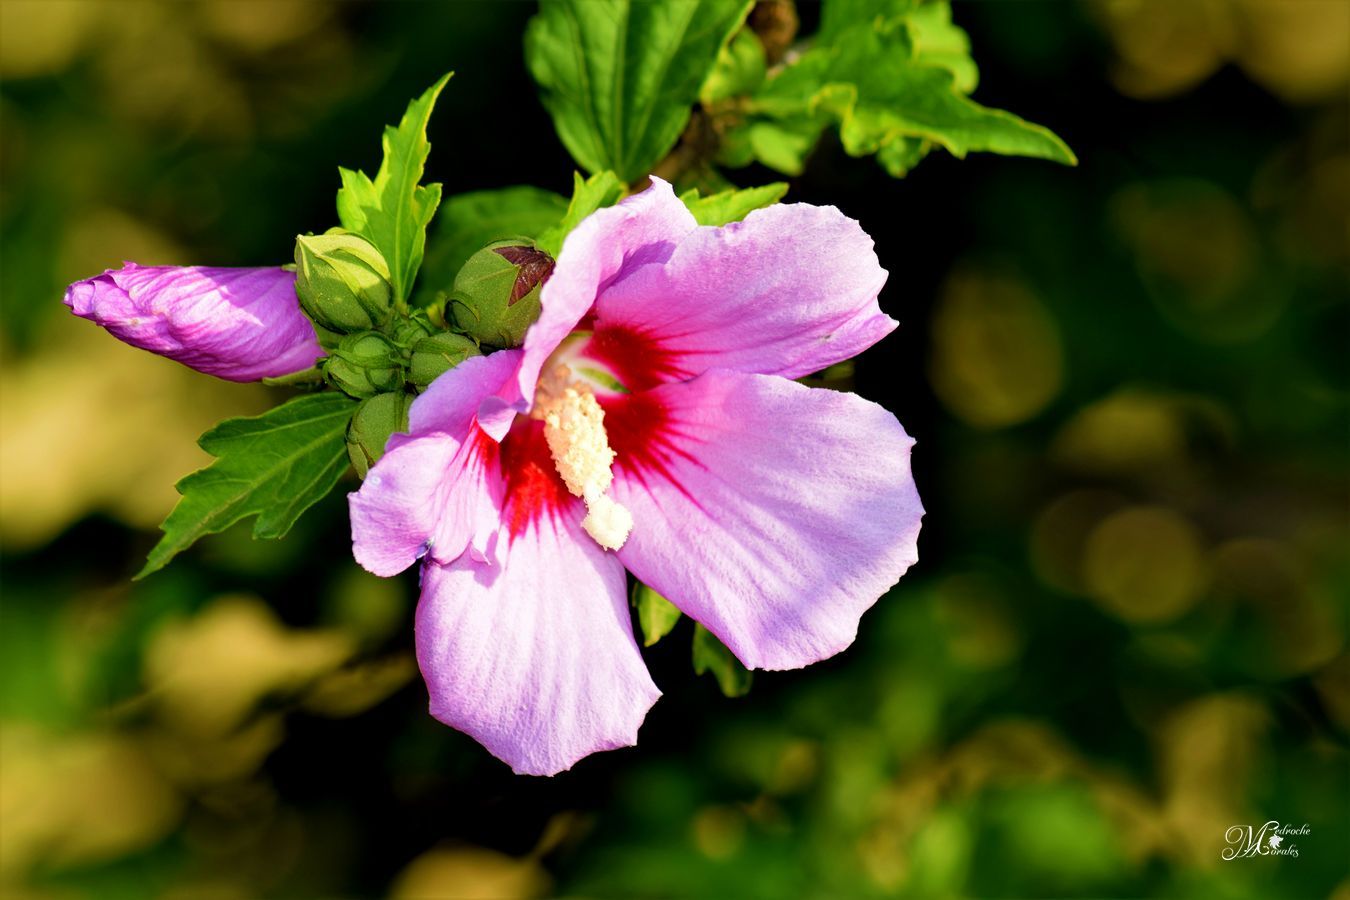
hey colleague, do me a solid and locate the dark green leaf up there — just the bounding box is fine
[336,73,451,304]
[534,170,625,257]
[678,182,788,225]
[632,582,682,647]
[417,186,568,305]
[137,393,359,578]
[525,0,753,183]
[693,624,752,697]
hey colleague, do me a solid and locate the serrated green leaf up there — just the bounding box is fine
[907,1,978,92]
[876,135,932,177]
[137,393,359,578]
[731,2,1072,177]
[678,182,788,225]
[819,0,916,44]
[534,170,625,257]
[632,582,681,647]
[416,186,568,306]
[336,73,451,304]
[701,28,767,106]
[820,1,977,90]
[693,623,752,697]
[525,0,754,183]
[720,116,827,176]
[830,58,1074,165]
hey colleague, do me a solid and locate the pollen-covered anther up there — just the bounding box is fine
[541,386,633,550]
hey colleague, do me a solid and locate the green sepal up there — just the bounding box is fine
[410,332,481,390]
[632,582,682,647]
[136,393,359,578]
[448,241,554,349]
[294,230,394,334]
[325,332,405,400]
[261,365,325,388]
[693,623,753,697]
[347,391,413,479]
[388,314,434,349]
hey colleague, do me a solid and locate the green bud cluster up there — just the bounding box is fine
[289,231,553,476]
[448,240,554,349]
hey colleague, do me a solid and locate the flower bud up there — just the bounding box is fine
[294,231,394,334]
[324,331,404,399]
[63,264,321,382]
[449,241,554,348]
[409,332,481,390]
[389,314,434,349]
[347,391,413,478]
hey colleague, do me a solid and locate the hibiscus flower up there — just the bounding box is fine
[350,179,924,776]
[63,264,321,382]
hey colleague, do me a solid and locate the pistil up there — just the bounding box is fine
[535,367,633,550]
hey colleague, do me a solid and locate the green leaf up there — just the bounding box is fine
[678,182,788,225]
[701,28,767,106]
[720,116,828,176]
[820,0,976,89]
[907,0,978,92]
[632,582,681,647]
[534,170,625,257]
[818,0,914,44]
[876,135,931,177]
[730,2,1073,177]
[525,0,753,183]
[416,186,568,305]
[693,624,752,697]
[336,73,451,304]
[137,393,359,578]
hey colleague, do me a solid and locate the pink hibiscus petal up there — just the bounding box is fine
[477,178,696,436]
[349,352,522,577]
[590,203,894,385]
[606,369,924,671]
[63,264,321,382]
[416,511,661,776]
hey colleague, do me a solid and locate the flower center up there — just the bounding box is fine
[533,363,633,550]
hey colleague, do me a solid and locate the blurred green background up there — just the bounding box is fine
[1,1,1347,898]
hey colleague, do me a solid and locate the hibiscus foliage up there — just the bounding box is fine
[138,392,358,577]
[82,0,1071,699]
[335,73,451,305]
[525,0,756,183]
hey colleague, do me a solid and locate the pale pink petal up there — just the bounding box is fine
[416,510,661,776]
[63,264,321,381]
[606,369,923,671]
[589,203,893,385]
[349,352,522,577]
[477,178,696,437]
